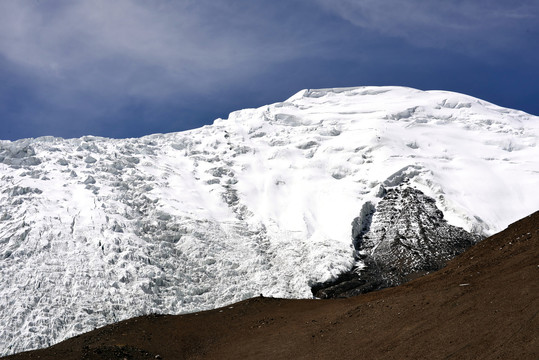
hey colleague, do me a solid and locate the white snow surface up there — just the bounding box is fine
[0,86,538,354]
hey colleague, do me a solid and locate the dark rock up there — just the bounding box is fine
[312,186,483,298]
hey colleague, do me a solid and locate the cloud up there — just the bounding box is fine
[4,0,533,110]
[0,0,322,102]
[313,0,538,55]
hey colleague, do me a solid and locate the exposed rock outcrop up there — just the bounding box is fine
[312,185,483,298]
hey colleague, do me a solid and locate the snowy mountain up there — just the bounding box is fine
[1,86,538,355]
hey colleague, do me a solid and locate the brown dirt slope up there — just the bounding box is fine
[4,211,538,360]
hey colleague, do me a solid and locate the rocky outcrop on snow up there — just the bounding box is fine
[312,183,483,298]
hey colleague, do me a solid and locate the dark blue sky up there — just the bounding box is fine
[1,0,538,141]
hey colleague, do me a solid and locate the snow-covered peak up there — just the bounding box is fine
[0,86,537,355]
[218,86,536,233]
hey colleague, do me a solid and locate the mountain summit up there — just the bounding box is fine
[1,86,538,355]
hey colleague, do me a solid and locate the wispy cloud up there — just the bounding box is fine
[314,0,538,55]
[3,0,534,108]
[1,1,303,96]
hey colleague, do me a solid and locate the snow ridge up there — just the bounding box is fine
[0,86,538,355]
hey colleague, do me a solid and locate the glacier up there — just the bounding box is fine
[0,86,538,355]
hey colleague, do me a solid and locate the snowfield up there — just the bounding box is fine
[0,86,538,355]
